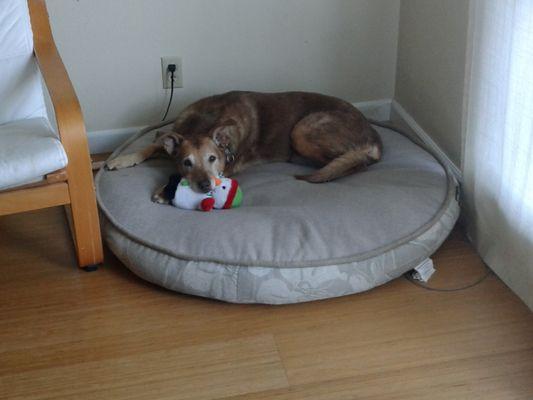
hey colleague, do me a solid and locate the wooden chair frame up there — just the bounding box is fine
[0,0,104,269]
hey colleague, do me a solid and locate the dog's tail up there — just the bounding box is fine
[295,144,381,183]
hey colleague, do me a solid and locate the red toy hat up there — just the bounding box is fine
[223,179,243,209]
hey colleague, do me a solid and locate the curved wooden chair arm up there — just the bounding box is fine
[23,0,104,268]
[27,0,87,155]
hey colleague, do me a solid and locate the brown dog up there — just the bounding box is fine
[106,91,382,202]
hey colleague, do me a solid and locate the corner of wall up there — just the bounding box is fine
[390,100,463,182]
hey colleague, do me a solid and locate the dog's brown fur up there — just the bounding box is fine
[107,91,382,202]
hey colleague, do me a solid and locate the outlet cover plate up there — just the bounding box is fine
[161,57,183,89]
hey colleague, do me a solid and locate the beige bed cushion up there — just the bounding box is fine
[96,124,459,304]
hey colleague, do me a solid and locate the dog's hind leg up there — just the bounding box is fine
[295,145,379,183]
[290,111,381,183]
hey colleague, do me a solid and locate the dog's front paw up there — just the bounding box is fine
[151,192,170,204]
[106,154,138,170]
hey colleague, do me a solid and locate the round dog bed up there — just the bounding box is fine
[96,122,459,304]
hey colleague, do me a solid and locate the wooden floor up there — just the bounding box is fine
[1,207,532,400]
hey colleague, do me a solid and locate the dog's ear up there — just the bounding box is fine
[211,119,237,148]
[157,131,184,155]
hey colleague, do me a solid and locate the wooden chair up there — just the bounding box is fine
[0,0,103,270]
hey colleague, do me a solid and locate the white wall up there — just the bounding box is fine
[394,0,470,167]
[45,0,401,133]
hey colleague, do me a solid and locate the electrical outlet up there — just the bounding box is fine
[161,57,183,89]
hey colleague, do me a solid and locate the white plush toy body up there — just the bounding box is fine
[170,176,243,212]
[171,179,213,211]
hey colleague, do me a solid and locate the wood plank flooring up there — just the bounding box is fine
[0,207,532,400]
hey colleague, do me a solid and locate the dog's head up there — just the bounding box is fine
[157,123,235,193]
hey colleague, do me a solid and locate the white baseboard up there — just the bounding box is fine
[391,100,463,181]
[87,99,393,154]
[87,126,147,154]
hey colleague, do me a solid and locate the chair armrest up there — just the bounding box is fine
[27,1,104,267]
[27,0,89,158]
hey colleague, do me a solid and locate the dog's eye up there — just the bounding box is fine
[183,159,192,167]
[208,155,216,163]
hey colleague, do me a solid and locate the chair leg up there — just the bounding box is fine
[65,155,104,268]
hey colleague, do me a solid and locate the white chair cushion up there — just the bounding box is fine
[0,118,68,190]
[0,0,47,125]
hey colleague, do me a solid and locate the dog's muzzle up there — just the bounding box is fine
[198,180,212,193]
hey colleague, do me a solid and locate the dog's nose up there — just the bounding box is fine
[198,180,212,193]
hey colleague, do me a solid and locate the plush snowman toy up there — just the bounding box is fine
[167,175,243,212]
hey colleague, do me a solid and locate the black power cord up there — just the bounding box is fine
[162,64,176,121]
[403,268,492,292]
